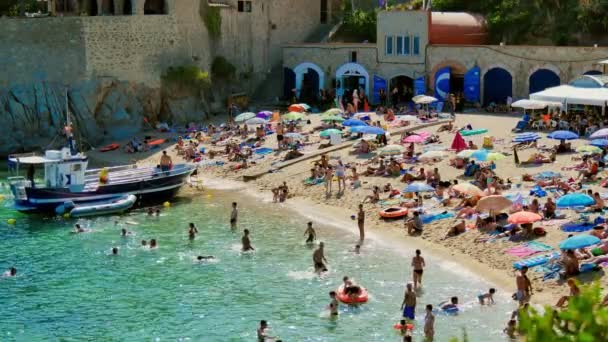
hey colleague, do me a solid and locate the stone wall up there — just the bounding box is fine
[377,10,428,65]
[427,45,608,99]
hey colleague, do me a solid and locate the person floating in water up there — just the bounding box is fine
[304,221,316,243]
[2,267,17,277]
[242,229,255,252]
[230,202,238,230]
[478,288,496,305]
[188,223,199,241]
[196,255,215,261]
[141,240,148,247]
[149,239,158,249]
[342,276,362,300]
[313,242,328,273]
[440,297,459,312]
[155,209,160,216]
[411,249,425,290]
[328,291,339,316]
[353,244,361,254]
[111,247,119,255]
[121,228,131,237]
[147,208,154,216]
[72,224,90,234]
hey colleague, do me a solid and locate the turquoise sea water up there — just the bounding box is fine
[0,185,514,341]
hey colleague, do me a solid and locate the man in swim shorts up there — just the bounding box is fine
[230,202,238,230]
[242,229,255,252]
[276,123,284,150]
[304,222,316,243]
[411,249,425,290]
[515,266,532,305]
[159,151,172,172]
[401,282,416,320]
[313,242,328,273]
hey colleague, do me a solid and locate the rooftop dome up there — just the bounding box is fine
[430,12,487,45]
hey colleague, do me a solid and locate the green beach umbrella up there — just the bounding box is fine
[319,129,342,138]
[234,112,256,122]
[323,108,342,116]
[486,152,506,161]
[283,111,305,121]
[577,145,602,154]
[320,115,345,122]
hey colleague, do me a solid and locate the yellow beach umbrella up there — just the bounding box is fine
[577,145,602,154]
[486,152,506,161]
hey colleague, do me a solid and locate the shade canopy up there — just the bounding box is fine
[556,193,595,208]
[350,126,385,135]
[547,130,578,140]
[342,118,368,127]
[404,182,434,193]
[507,211,542,224]
[559,234,600,250]
[476,195,512,212]
[511,99,562,109]
[530,85,608,106]
[234,112,256,122]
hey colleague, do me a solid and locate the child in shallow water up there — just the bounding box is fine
[478,288,496,305]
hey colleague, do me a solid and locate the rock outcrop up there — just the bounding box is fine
[0,77,209,156]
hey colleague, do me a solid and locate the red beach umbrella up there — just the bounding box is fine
[451,131,467,152]
[507,212,542,225]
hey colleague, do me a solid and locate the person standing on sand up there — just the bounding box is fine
[230,202,238,230]
[324,166,334,196]
[411,249,425,290]
[357,204,365,242]
[242,229,255,252]
[335,160,346,193]
[313,242,328,273]
[401,282,416,321]
[515,266,532,305]
[424,304,435,341]
[276,123,285,150]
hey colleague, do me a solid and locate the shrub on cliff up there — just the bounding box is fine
[162,65,211,91]
[211,57,236,81]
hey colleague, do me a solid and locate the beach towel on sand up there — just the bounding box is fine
[506,241,553,258]
[561,222,595,232]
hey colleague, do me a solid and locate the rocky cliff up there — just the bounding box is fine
[0,77,209,157]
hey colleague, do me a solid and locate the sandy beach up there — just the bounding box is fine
[88,111,608,308]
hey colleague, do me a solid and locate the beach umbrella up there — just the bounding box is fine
[511,99,550,110]
[471,149,489,161]
[403,135,426,143]
[396,115,419,122]
[456,149,476,158]
[547,130,579,140]
[323,108,342,116]
[234,112,256,122]
[245,117,268,125]
[507,211,542,224]
[556,193,595,208]
[283,112,305,121]
[353,112,375,119]
[590,139,608,147]
[453,183,484,197]
[404,182,434,193]
[298,103,311,110]
[414,95,438,104]
[590,128,608,139]
[257,111,273,118]
[451,131,467,152]
[319,129,342,138]
[476,195,513,212]
[342,118,368,127]
[284,132,303,140]
[379,144,405,156]
[512,132,540,143]
[419,150,448,160]
[559,234,601,250]
[350,126,385,135]
[576,145,602,154]
[321,115,345,123]
[288,104,306,112]
[486,152,506,161]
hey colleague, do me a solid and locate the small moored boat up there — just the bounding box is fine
[56,194,137,218]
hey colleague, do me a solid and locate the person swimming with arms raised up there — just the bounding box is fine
[303,221,316,244]
[313,242,328,273]
[242,229,255,252]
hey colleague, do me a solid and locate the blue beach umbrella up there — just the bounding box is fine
[547,130,579,140]
[556,193,595,208]
[512,132,540,143]
[591,139,608,147]
[350,126,385,135]
[342,118,368,127]
[471,149,489,161]
[534,171,561,180]
[404,182,434,193]
[559,234,600,250]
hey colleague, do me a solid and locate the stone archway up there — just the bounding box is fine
[336,62,370,99]
[529,68,560,94]
[144,0,166,14]
[293,62,325,100]
[123,0,132,14]
[483,67,513,106]
[100,0,114,15]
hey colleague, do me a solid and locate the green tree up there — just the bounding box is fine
[518,281,608,341]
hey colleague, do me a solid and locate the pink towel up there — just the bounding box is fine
[506,246,538,258]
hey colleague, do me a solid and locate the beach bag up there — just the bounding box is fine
[533,227,547,236]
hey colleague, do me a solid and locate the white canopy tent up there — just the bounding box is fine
[530,85,608,106]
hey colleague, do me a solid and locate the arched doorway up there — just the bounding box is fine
[144,0,166,14]
[123,0,133,15]
[100,0,115,15]
[389,75,413,105]
[529,68,560,94]
[584,70,602,75]
[293,62,325,103]
[86,0,98,15]
[336,62,369,104]
[431,61,467,102]
[483,68,512,106]
[283,68,296,101]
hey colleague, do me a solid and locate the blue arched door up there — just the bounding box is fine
[584,70,602,75]
[529,69,560,94]
[283,68,296,100]
[302,68,320,103]
[483,68,512,105]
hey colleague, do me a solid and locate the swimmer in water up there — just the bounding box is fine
[440,296,459,311]
[2,267,17,277]
[241,229,255,251]
[150,239,157,248]
[353,244,361,254]
[196,255,215,261]
[112,247,118,255]
[147,208,154,216]
[424,304,435,341]
[303,221,316,243]
[141,240,148,247]
[188,223,199,241]
[328,291,338,316]
[230,202,238,230]
[504,319,517,339]
[313,242,328,273]
[155,209,160,216]
[478,288,496,305]
[121,228,131,237]
[401,282,417,321]
[72,224,89,234]
[257,320,275,342]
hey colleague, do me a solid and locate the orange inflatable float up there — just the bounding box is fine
[336,285,369,304]
[379,207,408,218]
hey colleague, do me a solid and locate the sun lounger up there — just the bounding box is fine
[513,252,560,270]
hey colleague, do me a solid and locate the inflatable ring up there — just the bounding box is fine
[379,207,408,219]
[337,285,369,304]
[393,323,414,330]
